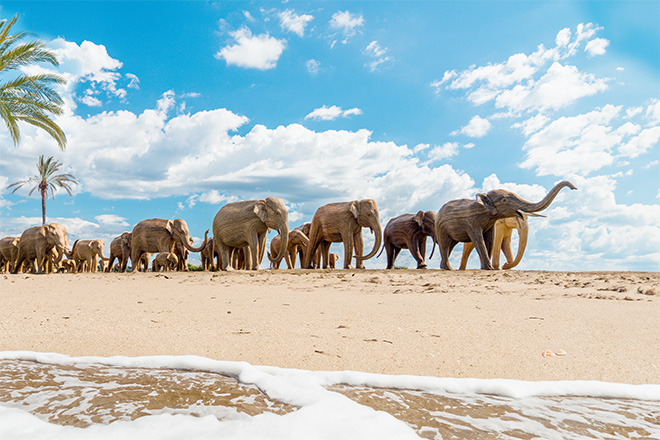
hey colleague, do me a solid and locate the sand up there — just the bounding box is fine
[1,269,658,385]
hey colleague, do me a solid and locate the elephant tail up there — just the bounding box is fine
[376,243,386,259]
[266,251,274,269]
[429,238,436,260]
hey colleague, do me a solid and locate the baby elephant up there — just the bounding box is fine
[152,252,179,272]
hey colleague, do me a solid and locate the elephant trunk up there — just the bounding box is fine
[356,220,382,261]
[183,230,209,253]
[64,240,79,259]
[269,227,289,265]
[502,218,528,270]
[517,181,577,213]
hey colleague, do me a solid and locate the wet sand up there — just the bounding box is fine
[1,270,659,384]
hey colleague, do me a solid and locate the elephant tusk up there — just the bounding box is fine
[529,212,547,218]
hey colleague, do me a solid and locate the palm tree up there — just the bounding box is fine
[7,155,78,225]
[0,14,67,150]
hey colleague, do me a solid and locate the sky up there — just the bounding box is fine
[0,1,659,271]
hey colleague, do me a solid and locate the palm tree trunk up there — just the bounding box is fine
[40,186,47,225]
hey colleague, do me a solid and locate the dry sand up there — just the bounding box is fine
[1,269,658,384]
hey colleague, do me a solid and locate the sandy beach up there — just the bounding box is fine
[1,269,659,385]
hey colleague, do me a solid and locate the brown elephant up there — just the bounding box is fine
[152,252,179,272]
[459,212,545,270]
[13,223,69,274]
[213,197,289,271]
[378,211,437,269]
[67,239,110,273]
[173,240,189,271]
[328,252,339,269]
[435,181,576,270]
[60,259,78,273]
[131,218,208,271]
[200,238,219,271]
[107,232,132,272]
[304,199,382,270]
[268,229,310,269]
[0,237,20,273]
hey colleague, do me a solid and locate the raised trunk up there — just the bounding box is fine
[183,230,209,253]
[517,181,577,213]
[502,220,528,270]
[269,227,289,264]
[356,220,382,261]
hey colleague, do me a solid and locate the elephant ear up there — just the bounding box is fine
[413,210,424,227]
[476,193,498,216]
[165,220,174,235]
[350,201,359,220]
[254,201,268,223]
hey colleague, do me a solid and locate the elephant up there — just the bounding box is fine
[268,229,310,269]
[107,232,132,273]
[378,210,437,269]
[303,199,382,270]
[200,238,219,271]
[60,259,78,273]
[67,239,110,273]
[328,253,339,269]
[130,218,208,272]
[213,197,289,271]
[173,240,189,271]
[435,180,577,270]
[0,237,20,273]
[459,212,545,270]
[152,252,179,272]
[13,223,69,274]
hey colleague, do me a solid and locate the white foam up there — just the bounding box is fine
[1,351,659,439]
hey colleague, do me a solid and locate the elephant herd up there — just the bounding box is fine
[0,181,576,274]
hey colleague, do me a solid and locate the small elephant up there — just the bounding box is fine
[60,259,78,273]
[200,237,220,271]
[304,199,382,270]
[379,211,437,269]
[328,253,339,269]
[0,237,20,273]
[459,212,545,270]
[213,197,289,271]
[435,181,576,270]
[107,232,132,272]
[268,229,310,269]
[13,223,70,274]
[67,239,110,273]
[152,252,179,272]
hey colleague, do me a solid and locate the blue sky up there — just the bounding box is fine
[1,1,659,270]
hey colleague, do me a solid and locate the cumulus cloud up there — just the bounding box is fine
[452,115,492,137]
[95,214,130,227]
[216,27,286,70]
[329,11,364,42]
[278,9,314,37]
[585,38,609,56]
[305,105,362,121]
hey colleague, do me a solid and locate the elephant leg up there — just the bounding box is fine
[247,233,262,270]
[459,242,474,270]
[318,241,329,269]
[342,234,355,269]
[385,243,395,269]
[289,246,297,269]
[409,238,425,269]
[495,229,513,270]
[353,232,365,269]
[392,247,402,268]
[305,229,322,269]
[218,243,233,271]
[438,231,458,270]
[468,229,495,270]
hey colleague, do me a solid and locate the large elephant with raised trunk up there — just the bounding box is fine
[459,212,545,270]
[379,210,436,269]
[304,199,382,270]
[213,197,289,271]
[435,181,576,270]
[13,223,69,274]
[131,218,208,271]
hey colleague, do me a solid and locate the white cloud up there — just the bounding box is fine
[278,9,314,37]
[216,27,286,70]
[453,115,492,138]
[646,99,660,124]
[585,38,609,56]
[81,94,102,107]
[95,214,129,227]
[305,105,362,121]
[427,143,460,161]
[126,73,140,89]
[198,190,240,205]
[364,41,391,71]
[306,59,321,75]
[618,126,660,158]
[329,11,364,41]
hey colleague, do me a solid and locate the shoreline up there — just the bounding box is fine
[2,269,659,384]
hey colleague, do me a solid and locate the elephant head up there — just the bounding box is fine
[414,210,437,259]
[350,199,383,262]
[41,223,69,262]
[166,219,208,253]
[477,180,577,221]
[257,197,289,265]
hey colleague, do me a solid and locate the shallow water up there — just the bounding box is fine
[0,356,659,439]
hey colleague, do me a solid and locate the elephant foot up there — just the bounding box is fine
[416,263,427,269]
[344,264,354,269]
[224,266,235,272]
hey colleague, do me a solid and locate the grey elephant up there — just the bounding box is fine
[213,197,289,271]
[304,199,382,270]
[152,252,179,272]
[0,237,20,273]
[107,232,132,272]
[131,218,208,271]
[378,210,437,269]
[435,181,576,270]
[13,223,69,274]
[67,239,110,273]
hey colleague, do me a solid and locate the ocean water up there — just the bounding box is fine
[0,352,658,439]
